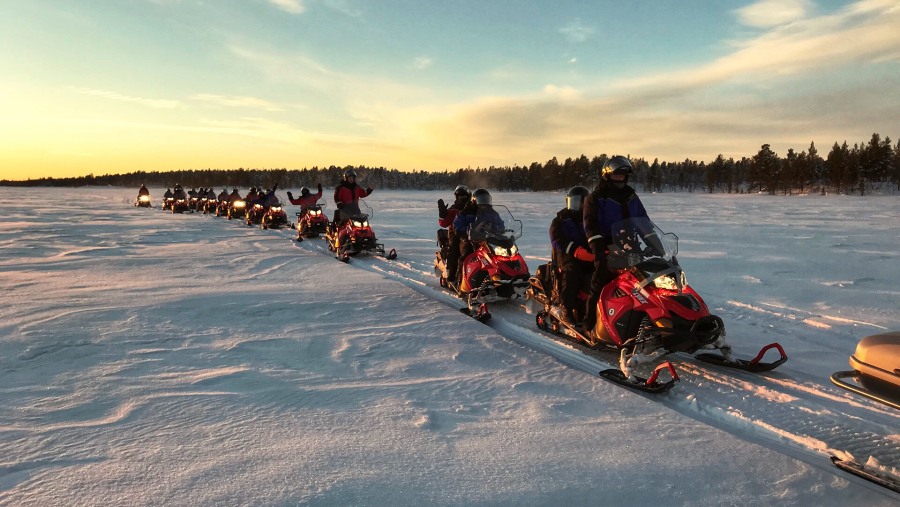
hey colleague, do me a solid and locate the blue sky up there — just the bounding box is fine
[2,0,898,179]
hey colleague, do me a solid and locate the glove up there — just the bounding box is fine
[573,246,594,262]
[336,203,344,209]
[286,191,294,198]
[438,199,448,218]
[317,183,322,193]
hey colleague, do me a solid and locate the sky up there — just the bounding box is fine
[2,0,899,180]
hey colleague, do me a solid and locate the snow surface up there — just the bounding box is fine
[1,187,898,506]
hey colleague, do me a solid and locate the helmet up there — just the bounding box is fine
[232,188,239,193]
[453,184,471,200]
[300,187,310,197]
[566,186,590,211]
[601,155,634,180]
[343,169,357,180]
[472,188,492,206]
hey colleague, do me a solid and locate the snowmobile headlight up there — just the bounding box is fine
[139,195,150,203]
[254,203,263,209]
[176,199,186,204]
[309,209,321,216]
[653,274,679,291]
[234,200,246,209]
[492,244,518,257]
[271,205,282,212]
[352,220,368,228]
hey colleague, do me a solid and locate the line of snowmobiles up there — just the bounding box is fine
[434,212,789,395]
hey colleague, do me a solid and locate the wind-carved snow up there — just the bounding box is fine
[0,188,898,505]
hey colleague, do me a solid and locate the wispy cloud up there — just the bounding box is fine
[190,94,285,112]
[267,0,306,15]
[559,19,595,43]
[413,57,433,70]
[736,0,812,28]
[73,88,183,109]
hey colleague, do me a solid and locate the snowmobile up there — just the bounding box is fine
[526,217,787,393]
[201,197,218,214]
[135,194,151,208]
[171,197,190,214]
[227,199,247,220]
[324,200,396,262]
[831,331,900,410]
[246,202,265,226]
[295,202,329,239]
[162,196,175,211]
[261,201,290,230]
[434,205,530,322]
[214,199,229,217]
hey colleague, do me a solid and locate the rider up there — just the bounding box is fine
[550,186,594,324]
[582,156,650,331]
[332,169,373,226]
[138,184,150,196]
[453,189,505,285]
[287,184,324,215]
[227,188,242,204]
[437,185,471,286]
[217,188,229,203]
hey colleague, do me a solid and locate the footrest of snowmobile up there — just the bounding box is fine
[831,456,900,493]
[695,342,787,372]
[598,361,679,394]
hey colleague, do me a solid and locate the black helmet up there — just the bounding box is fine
[601,155,634,180]
[232,188,239,193]
[453,184,471,200]
[472,188,492,206]
[566,186,590,211]
[300,187,310,197]
[343,169,357,180]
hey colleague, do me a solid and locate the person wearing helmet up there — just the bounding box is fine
[227,188,242,204]
[451,189,506,285]
[287,183,323,213]
[550,186,594,324]
[138,184,150,197]
[332,169,374,225]
[437,185,472,285]
[582,155,650,331]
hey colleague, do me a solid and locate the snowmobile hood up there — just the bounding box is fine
[852,331,900,373]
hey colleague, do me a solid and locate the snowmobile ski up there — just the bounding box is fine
[460,303,491,323]
[830,370,900,410]
[383,248,397,260]
[830,456,900,494]
[694,342,787,372]
[598,361,679,394]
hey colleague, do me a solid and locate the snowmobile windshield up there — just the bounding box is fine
[607,218,678,265]
[468,204,522,242]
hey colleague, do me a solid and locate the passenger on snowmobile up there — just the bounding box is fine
[437,185,471,286]
[550,186,594,324]
[332,170,373,226]
[583,156,650,330]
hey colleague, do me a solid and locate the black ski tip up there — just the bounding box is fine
[385,248,397,260]
[598,368,677,394]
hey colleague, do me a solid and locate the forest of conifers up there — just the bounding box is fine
[4,133,899,195]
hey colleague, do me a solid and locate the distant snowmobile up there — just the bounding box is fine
[831,331,900,410]
[295,202,329,239]
[526,217,787,393]
[261,201,290,230]
[135,194,151,208]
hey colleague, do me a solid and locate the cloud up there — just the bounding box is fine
[72,88,183,109]
[413,57,433,70]
[190,94,285,112]
[559,19,595,43]
[736,0,812,28]
[267,0,306,14]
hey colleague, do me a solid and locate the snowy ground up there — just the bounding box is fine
[1,186,898,506]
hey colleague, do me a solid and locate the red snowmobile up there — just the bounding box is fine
[831,331,900,410]
[261,201,289,230]
[227,199,247,220]
[325,201,396,262]
[295,202,329,239]
[435,205,530,322]
[526,217,787,393]
[246,202,265,226]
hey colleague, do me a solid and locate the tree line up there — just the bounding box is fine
[4,133,898,195]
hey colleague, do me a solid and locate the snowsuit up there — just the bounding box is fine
[453,202,506,285]
[583,180,649,328]
[288,186,324,215]
[438,195,470,285]
[163,189,173,199]
[333,180,373,224]
[138,186,150,196]
[550,207,594,322]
